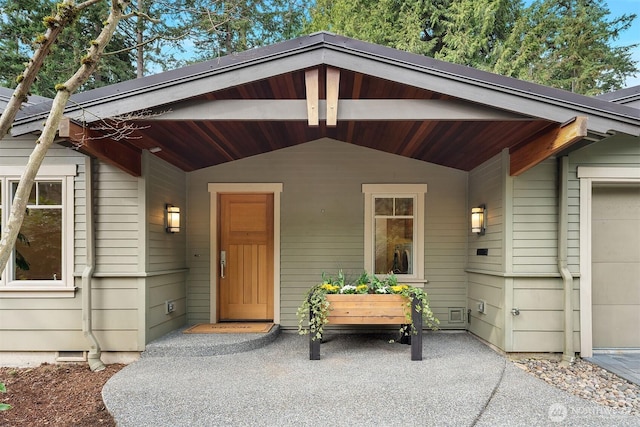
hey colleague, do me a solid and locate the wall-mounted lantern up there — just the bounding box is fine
[471,205,486,235]
[166,204,180,233]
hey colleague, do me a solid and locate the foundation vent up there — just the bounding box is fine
[448,308,466,323]
[56,351,87,362]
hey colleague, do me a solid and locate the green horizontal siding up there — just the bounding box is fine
[187,139,468,328]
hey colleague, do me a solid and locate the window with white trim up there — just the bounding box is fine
[363,184,427,282]
[0,165,76,292]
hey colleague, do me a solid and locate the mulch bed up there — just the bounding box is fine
[0,363,124,426]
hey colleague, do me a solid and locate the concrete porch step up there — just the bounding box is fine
[142,324,281,358]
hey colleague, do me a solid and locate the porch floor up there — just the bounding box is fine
[142,324,281,357]
[587,353,640,386]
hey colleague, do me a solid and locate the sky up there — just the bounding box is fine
[607,0,640,87]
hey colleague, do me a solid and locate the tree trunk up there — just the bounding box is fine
[137,0,144,78]
[0,0,131,276]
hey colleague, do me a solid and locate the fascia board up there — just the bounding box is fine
[320,47,640,136]
[10,32,640,137]
[323,35,640,121]
[12,34,332,134]
[11,49,327,135]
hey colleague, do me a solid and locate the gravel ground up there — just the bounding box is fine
[1,333,638,426]
[104,332,640,426]
[515,357,640,415]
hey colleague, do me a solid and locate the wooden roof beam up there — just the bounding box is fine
[510,116,587,176]
[149,99,530,121]
[59,117,142,176]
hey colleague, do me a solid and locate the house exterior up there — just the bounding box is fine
[1,33,638,366]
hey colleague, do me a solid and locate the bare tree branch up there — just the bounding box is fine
[123,10,161,23]
[104,35,162,56]
[72,109,167,143]
[77,0,105,9]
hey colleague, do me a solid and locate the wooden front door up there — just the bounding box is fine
[219,193,274,321]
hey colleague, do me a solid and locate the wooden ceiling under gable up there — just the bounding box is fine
[61,66,575,177]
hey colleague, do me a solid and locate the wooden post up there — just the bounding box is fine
[411,296,423,361]
[309,308,320,360]
[309,336,320,360]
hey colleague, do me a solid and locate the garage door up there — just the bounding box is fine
[592,183,640,349]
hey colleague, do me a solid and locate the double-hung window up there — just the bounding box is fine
[0,165,76,296]
[363,184,427,283]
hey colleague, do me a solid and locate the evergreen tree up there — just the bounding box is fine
[305,0,638,94]
[305,0,518,66]
[0,0,57,95]
[494,0,637,94]
[0,0,136,97]
[159,0,309,64]
[305,0,433,55]
[429,0,518,69]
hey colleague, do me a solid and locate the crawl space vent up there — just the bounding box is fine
[449,308,465,323]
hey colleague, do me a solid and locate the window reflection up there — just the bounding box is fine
[11,181,63,281]
[374,197,414,275]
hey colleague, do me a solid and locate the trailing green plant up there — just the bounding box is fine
[0,382,10,411]
[296,283,330,341]
[297,271,439,341]
[296,270,352,339]
[395,284,439,335]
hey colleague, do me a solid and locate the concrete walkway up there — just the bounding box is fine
[103,331,639,426]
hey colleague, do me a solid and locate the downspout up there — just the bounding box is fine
[558,156,575,364]
[82,157,105,371]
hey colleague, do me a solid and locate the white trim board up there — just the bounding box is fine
[362,184,428,282]
[0,165,77,295]
[578,167,640,357]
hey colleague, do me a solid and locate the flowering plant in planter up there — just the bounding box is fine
[297,270,439,341]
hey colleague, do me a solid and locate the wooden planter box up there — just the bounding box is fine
[310,293,423,361]
[326,294,408,324]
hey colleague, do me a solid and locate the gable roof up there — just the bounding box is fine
[9,32,640,176]
[597,85,640,108]
[0,87,51,115]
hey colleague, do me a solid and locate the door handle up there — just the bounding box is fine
[220,250,226,278]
